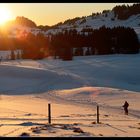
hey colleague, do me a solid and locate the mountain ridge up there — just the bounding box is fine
[2,3,140,41]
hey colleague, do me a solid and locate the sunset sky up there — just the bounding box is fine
[0,3,134,26]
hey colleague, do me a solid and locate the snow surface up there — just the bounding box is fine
[46,12,140,41]
[0,54,140,137]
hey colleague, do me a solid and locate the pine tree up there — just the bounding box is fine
[11,50,15,60]
[16,51,21,59]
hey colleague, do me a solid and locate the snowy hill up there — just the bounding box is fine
[45,11,140,41]
[0,54,140,137]
[0,4,140,137]
[1,54,140,94]
[2,10,140,41]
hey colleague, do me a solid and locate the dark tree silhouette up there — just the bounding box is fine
[11,50,15,60]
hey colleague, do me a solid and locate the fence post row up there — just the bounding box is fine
[47,103,100,124]
[48,103,51,124]
[97,105,99,123]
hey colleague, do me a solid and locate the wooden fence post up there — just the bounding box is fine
[97,105,99,123]
[48,103,51,124]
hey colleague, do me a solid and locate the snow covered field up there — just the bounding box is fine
[0,54,140,137]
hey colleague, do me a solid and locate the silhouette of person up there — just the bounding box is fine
[122,101,129,115]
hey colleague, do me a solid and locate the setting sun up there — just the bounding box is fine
[0,7,12,25]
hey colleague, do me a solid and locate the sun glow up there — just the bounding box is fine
[0,7,12,25]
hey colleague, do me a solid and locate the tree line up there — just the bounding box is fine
[112,3,140,20]
[0,26,139,60]
[50,26,139,60]
[0,32,50,60]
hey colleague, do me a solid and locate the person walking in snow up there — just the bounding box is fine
[122,101,129,115]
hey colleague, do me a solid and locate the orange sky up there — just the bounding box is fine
[0,3,134,26]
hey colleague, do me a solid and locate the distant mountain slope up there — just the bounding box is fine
[45,11,140,40]
[45,4,140,41]
[2,4,140,41]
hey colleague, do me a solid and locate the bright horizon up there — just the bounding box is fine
[0,3,134,26]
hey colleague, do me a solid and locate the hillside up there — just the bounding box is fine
[0,54,140,136]
[0,3,140,137]
[45,11,140,41]
[1,4,140,41]
[1,54,140,93]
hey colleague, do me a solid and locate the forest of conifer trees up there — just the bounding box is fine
[0,26,139,60]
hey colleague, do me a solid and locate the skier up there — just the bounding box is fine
[122,101,129,115]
